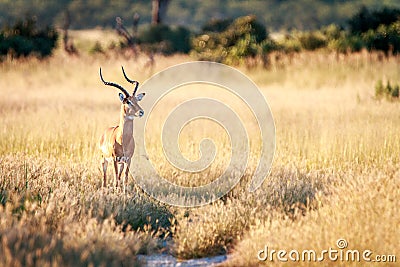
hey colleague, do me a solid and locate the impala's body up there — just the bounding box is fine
[98,67,145,190]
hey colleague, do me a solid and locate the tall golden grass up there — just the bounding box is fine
[0,39,399,266]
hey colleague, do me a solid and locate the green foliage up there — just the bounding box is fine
[297,31,327,51]
[1,3,400,60]
[230,15,266,44]
[0,17,58,59]
[277,29,331,53]
[375,80,400,99]
[260,39,281,54]
[0,1,72,29]
[1,0,400,31]
[275,7,400,55]
[191,15,268,64]
[346,6,400,55]
[321,24,356,53]
[279,24,364,53]
[348,6,400,34]
[321,24,344,41]
[276,35,302,53]
[89,41,105,55]
[362,22,400,55]
[0,0,400,31]
[139,24,191,54]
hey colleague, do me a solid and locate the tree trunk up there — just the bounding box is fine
[152,0,170,25]
[63,10,78,55]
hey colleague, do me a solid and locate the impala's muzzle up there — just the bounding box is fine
[136,110,144,117]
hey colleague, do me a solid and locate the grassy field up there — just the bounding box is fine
[0,38,399,266]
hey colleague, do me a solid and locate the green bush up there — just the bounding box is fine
[276,35,301,53]
[297,31,327,51]
[348,6,400,34]
[139,24,191,54]
[277,30,329,52]
[362,22,400,55]
[321,24,344,41]
[89,41,105,55]
[344,35,364,52]
[260,39,280,54]
[345,7,400,55]
[0,17,58,59]
[328,35,364,53]
[320,20,400,55]
[375,80,400,99]
[191,15,269,64]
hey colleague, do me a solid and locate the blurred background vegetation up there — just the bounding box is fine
[1,0,400,68]
[1,0,399,30]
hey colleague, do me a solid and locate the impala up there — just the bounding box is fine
[98,67,145,190]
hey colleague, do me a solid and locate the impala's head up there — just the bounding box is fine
[99,66,145,119]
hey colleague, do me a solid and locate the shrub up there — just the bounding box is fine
[362,22,400,55]
[328,35,364,53]
[277,30,328,52]
[346,7,400,55]
[276,35,301,53]
[228,15,267,43]
[343,35,364,52]
[375,80,400,99]
[139,24,191,54]
[89,41,105,55]
[191,15,269,64]
[297,31,327,51]
[321,24,344,41]
[260,39,280,54]
[0,16,58,59]
[348,6,400,34]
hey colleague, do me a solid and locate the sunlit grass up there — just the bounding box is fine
[0,38,399,265]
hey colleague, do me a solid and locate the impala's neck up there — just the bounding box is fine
[119,105,134,146]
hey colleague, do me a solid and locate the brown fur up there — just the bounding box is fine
[99,94,143,190]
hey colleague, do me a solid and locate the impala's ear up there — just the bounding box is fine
[136,93,145,101]
[119,93,125,103]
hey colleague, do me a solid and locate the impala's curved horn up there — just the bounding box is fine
[121,66,139,95]
[99,68,130,98]
[121,66,135,83]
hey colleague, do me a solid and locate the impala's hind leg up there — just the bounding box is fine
[101,157,108,187]
[113,160,120,187]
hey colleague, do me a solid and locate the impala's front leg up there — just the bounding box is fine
[123,158,131,193]
[117,160,125,189]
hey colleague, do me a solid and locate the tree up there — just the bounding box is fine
[151,0,170,25]
[348,6,400,34]
[0,16,58,59]
[62,10,78,55]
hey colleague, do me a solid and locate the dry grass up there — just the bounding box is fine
[224,51,400,266]
[0,37,399,266]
